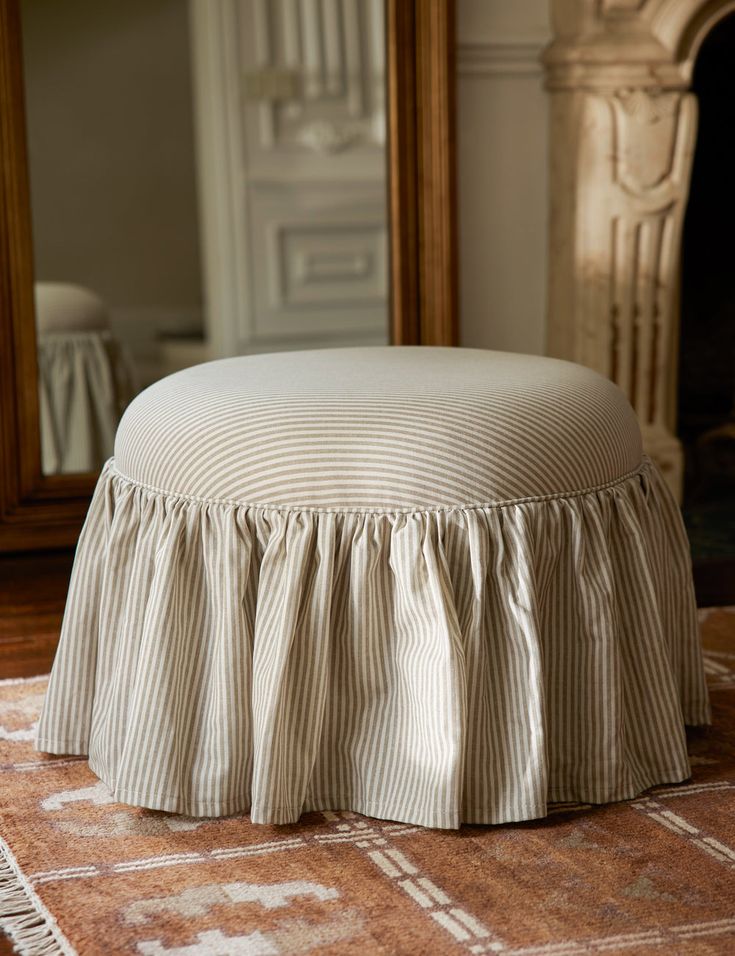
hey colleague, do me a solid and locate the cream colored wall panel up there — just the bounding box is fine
[458,0,551,41]
[247,186,387,343]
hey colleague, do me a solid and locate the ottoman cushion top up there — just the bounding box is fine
[115,347,642,511]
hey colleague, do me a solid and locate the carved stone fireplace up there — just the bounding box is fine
[542,0,735,500]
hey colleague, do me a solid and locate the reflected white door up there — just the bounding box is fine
[190,0,388,357]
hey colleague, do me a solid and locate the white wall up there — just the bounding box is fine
[22,0,203,378]
[457,0,550,355]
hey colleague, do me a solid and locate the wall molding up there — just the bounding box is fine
[457,38,548,78]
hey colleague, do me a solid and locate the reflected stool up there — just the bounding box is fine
[35,282,136,474]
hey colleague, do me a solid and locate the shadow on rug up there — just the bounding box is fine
[1,608,735,955]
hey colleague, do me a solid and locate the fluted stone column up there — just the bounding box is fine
[541,0,722,499]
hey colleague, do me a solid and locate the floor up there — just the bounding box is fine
[0,550,74,680]
[684,488,735,560]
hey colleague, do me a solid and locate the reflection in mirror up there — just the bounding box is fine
[34,281,138,475]
[21,0,387,476]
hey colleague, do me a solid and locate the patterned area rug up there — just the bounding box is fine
[1,609,735,956]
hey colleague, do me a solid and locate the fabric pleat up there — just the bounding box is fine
[36,455,710,829]
[37,330,137,474]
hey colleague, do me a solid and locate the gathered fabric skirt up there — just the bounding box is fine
[38,330,137,475]
[36,457,710,829]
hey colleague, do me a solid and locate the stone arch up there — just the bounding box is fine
[650,0,735,70]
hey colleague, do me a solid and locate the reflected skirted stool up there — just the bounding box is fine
[36,347,711,829]
[35,282,137,474]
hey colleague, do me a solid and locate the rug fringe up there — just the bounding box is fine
[0,837,75,955]
[0,675,49,687]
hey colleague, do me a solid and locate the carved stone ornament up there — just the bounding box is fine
[543,0,735,500]
[297,120,361,154]
[296,114,385,154]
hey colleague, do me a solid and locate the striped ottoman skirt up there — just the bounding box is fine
[36,347,711,829]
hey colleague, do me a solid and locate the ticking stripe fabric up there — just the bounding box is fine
[36,348,711,829]
[35,281,136,475]
[113,347,643,510]
[38,331,136,475]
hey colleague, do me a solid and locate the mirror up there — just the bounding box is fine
[21,0,389,475]
[0,0,456,550]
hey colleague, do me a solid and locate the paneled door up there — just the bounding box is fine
[191,0,389,357]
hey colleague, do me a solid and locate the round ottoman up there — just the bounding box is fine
[36,347,710,829]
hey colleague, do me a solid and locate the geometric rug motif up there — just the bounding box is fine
[1,607,735,955]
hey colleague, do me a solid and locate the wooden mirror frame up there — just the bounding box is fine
[0,0,458,552]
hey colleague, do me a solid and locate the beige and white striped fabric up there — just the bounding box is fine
[38,331,137,475]
[36,348,711,829]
